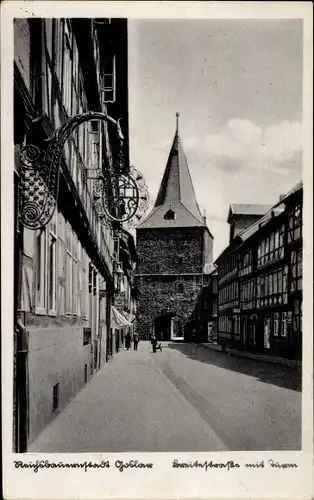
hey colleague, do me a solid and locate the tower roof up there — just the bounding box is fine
[137,114,205,229]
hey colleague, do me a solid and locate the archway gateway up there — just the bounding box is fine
[154,312,175,341]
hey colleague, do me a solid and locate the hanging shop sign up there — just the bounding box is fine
[19,111,149,230]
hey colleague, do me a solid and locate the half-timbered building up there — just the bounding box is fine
[14,18,130,451]
[215,181,303,362]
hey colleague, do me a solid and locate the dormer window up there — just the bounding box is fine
[164,208,175,220]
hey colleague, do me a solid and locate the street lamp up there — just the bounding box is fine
[113,261,124,292]
[19,111,149,231]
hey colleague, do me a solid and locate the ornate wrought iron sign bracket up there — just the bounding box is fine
[19,111,149,230]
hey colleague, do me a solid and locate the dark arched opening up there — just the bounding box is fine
[154,312,175,341]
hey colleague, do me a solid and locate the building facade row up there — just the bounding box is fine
[215,182,302,361]
[13,18,134,451]
[111,229,138,353]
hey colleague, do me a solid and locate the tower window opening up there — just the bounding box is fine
[164,208,175,220]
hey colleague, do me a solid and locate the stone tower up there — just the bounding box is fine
[135,114,214,340]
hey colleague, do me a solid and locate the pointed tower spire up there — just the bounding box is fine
[176,112,180,133]
[137,117,206,229]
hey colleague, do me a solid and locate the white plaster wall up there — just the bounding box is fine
[27,325,91,445]
[14,19,31,91]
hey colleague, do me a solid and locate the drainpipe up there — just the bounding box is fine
[15,318,29,452]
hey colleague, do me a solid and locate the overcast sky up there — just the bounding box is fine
[128,19,303,259]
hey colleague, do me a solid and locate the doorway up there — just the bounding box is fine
[240,315,249,350]
[263,316,271,349]
[154,313,174,341]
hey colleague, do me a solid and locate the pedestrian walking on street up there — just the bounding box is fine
[125,332,131,350]
[151,334,158,353]
[133,332,139,351]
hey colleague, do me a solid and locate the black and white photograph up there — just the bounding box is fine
[1,2,313,500]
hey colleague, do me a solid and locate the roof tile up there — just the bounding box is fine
[138,130,206,229]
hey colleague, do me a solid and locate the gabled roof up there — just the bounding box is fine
[215,180,303,264]
[137,123,206,230]
[227,204,273,223]
[237,206,284,243]
[237,180,302,243]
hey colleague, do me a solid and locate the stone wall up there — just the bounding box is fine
[203,229,214,267]
[136,228,203,275]
[135,226,215,339]
[135,274,204,339]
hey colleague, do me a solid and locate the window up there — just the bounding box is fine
[274,312,280,336]
[240,279,255,305]
[239,251,252,277]
[93,269,98,296]
[48,228,57,313]
[273,273,278,294]
[36,229,46,311]
[91,140,100,169]
[293,299,302,332]
[72,258,78,315]
[257,267,288,308]
[42,20,54,117]
[290,248,302,292]
[88,263,93,294]
[269,274,273,295]
[82,267,88,319]
[270,232,274,253]
[278,271,283,293]
[63,20,73,115]
[83,327,92,346]
[164,208,175,220]
[100,55,116,103]
[178,283,184,293]
[64,224,83,317]
[274,230,279,249]
[264,317,271,348]
[257,224,285,267]
[281,312,288,337]
[233,315,240,341]
[35,214,58,315]
[90,121,99,133]
[212,299,217,316]
[54,19,64,83]
[66,251,73,314]
[288,202,302,243]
